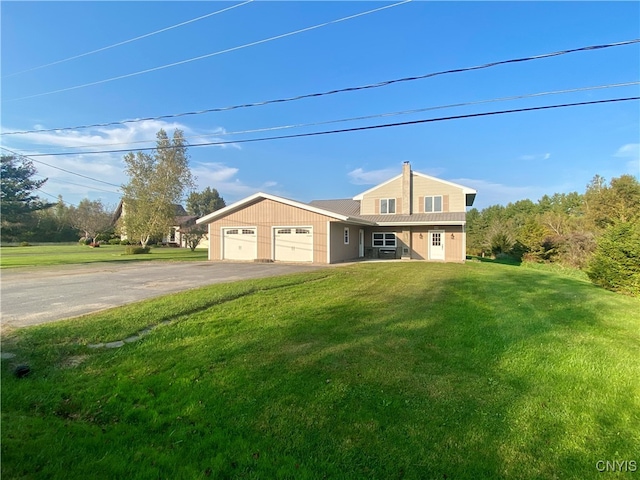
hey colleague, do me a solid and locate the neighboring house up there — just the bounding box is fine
[196,162,476,263]
[113,201,202,247]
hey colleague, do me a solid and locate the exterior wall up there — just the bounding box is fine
[360,174,467,215]
[206,198,331,263]
[329,223,361,263]
[412,175,466,213]
[410,225,464,262]
[360,177,403,215]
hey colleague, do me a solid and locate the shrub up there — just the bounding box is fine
[120,239,131,245]
[124,246,151,255]
[587,219,640,296]
[108,238,121,245]
[19,241,31,247]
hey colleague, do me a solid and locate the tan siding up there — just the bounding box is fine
[443,194,449,213]
[410,226,464,261]
[396,197,402,215]
[207,198,331,263]
[361,177,403,215]
[412,176,466,212]
[329,223,360,263]
[417,196,424,213]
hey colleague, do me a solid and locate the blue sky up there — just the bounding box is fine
[1,1,639,211]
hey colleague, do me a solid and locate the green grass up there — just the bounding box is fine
[2,262,638,479]
[0,244,207,269]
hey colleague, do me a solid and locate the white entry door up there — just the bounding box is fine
[222,228,257,260]
[429,230,445,260]
[274,228,313,262]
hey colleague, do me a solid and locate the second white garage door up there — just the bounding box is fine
[222,228,257,260]
[274,227,313,262]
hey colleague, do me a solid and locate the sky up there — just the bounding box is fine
[1,1,639,211]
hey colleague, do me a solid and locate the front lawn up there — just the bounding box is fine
[2,262,638,479]
[0,244,207,269]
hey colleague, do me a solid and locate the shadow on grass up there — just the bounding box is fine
[2,264,638,479]
[467,254,522,266]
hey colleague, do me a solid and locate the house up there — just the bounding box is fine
[196,162,476,263]
[113,201,201,247]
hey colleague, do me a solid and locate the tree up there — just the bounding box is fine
[1,155,53,242]
[69,199,113,242]
[587,219,640,296]
[186,187,226,217]
[121,129,195,248]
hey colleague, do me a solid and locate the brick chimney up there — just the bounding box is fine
[402,161,411,215]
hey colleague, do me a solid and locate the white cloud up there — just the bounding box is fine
[191,162,279,202]
[348,167,398,185]
[613,143,640,176]
[519,153,551,161]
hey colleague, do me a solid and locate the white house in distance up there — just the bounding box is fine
[196,162,476,264]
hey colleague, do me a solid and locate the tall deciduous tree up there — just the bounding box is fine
[69,199,113,241]
[186,187,226,217]
[121,129,194,248]
[1,155,53,242]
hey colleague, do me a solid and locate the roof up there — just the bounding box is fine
[308,199,361,217]
[359,212,467,225]
[196,192,375,226]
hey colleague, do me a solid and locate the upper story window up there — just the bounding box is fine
[380,198,396,214]
[425,195,443,213]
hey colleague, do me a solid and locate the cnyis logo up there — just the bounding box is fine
[595,460,637,472]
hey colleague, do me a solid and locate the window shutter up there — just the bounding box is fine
[374,199,380,214]
[418,196,424,213]
[443,195,449,212]
[396,197,402,214]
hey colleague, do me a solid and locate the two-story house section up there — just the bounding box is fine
[197,162,476,264]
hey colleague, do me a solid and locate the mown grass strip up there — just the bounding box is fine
[2,262,638,479]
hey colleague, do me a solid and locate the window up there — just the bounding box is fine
[344,227,350,244]
[424,195,443,213]
[277,228,291,234]
[241,229,255,235]
[432,232,441,246]
[226,229,239,235]
[372,232,396,247]
[380,198,396,214]
[296,228,310,234]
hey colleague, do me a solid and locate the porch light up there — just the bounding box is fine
[451,233,455,239]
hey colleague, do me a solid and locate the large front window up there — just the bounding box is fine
[425,195,443,213]
[373,232,396,247]
[380,198,396,214]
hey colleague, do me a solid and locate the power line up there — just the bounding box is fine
[35,188,79,208]
[33,174,121,195]
[22,97,639,157]
[2,1,255,79]
[18,81,640,151]
[3,37,638,135]
[5,0,411,102]
[0,146,122,188]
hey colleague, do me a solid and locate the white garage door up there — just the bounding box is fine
[222,228,257,260]
[274,228,313,262]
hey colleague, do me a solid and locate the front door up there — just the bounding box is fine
[429,230,445,260]
[359,229,364,257]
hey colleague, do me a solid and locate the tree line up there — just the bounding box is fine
[466,174,640,295]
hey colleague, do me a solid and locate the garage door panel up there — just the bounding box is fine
[223,228,257,260]
[274,228,313,262]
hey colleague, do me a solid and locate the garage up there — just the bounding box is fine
[274,227,313,262]
[222,227,257,260]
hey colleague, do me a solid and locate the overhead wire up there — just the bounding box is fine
[5,0,412,102]
[0,146,122,188]
[4,37,638,134]
[21,97,640,157]
[2,0,255,79]
[13,81,639,151]
[33,174,121,195]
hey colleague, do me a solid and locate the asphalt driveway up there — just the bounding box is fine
[0,261,323,328]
